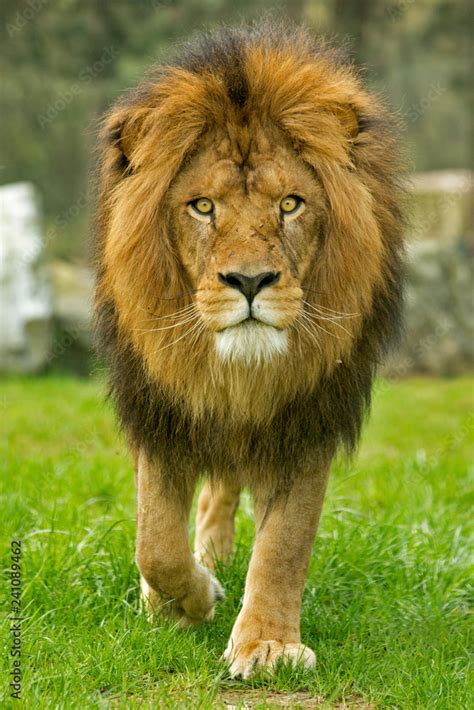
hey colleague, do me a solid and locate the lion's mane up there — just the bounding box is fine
[94,23,404,492]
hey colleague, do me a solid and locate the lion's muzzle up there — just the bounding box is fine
[218,271,281,305]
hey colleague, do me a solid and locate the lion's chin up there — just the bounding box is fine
[214,320,288,365]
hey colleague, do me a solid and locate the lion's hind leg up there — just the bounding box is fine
[194,480,241,570]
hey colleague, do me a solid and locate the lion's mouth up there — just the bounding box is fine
[217,315,285,333]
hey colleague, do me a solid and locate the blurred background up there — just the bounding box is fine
[0,0,472,377]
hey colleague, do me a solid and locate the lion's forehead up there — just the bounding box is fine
[176,130,315,205]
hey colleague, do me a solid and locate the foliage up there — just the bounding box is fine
[0,376,472,707]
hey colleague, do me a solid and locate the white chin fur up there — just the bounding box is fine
[215,322,288,364]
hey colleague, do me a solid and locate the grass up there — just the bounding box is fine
[0,375,473,708]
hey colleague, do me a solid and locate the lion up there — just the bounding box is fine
[93,23,404,678]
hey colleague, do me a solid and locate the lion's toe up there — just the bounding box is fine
[211,575,225,603]
[224,640,315,679]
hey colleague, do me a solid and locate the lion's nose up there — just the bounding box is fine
[218,271,280,304]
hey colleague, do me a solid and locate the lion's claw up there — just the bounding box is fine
[223,640,316,679]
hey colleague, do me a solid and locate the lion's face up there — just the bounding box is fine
[168,124,328,363]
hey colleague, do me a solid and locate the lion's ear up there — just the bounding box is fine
[106,107,150,171]
[336,104,360,140]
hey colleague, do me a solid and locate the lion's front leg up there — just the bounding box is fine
[136,450,224,627]
[194,480,241,569]
[224,464,330,678]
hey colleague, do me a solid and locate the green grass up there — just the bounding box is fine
[1,376,473,708]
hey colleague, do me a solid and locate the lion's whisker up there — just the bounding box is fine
[318,318,352,337]
[136,312,200,333]
[302,307,353,337]
[189,322,207,352]
[303,300,359,318]
[138,304,194,316]
[299,312,343,340]
[139,303,198,322]
[305,307,357,321]
[294,316,322,355]
[153,320,204,355]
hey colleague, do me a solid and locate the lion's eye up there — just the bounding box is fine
[189,197,214,217]
[280,195,304,216]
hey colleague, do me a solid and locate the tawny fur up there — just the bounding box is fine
[93,23,404,677]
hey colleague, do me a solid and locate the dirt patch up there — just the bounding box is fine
[216,690,374,709]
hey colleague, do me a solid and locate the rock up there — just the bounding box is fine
[385,238,474,376]
[0,182,52,373]
[385,170,473,377]
[47,260,94,374]
[48,259,93,345]
[406,170,473,246]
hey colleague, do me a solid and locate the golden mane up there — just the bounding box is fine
[94,23,404,490]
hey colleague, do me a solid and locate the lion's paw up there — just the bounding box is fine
[177,569,224,628]
[141,566,224,627]
[223,640,316,679]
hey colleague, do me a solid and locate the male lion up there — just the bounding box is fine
[94,24,404,678]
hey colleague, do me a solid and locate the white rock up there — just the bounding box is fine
[0,182,52,372]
